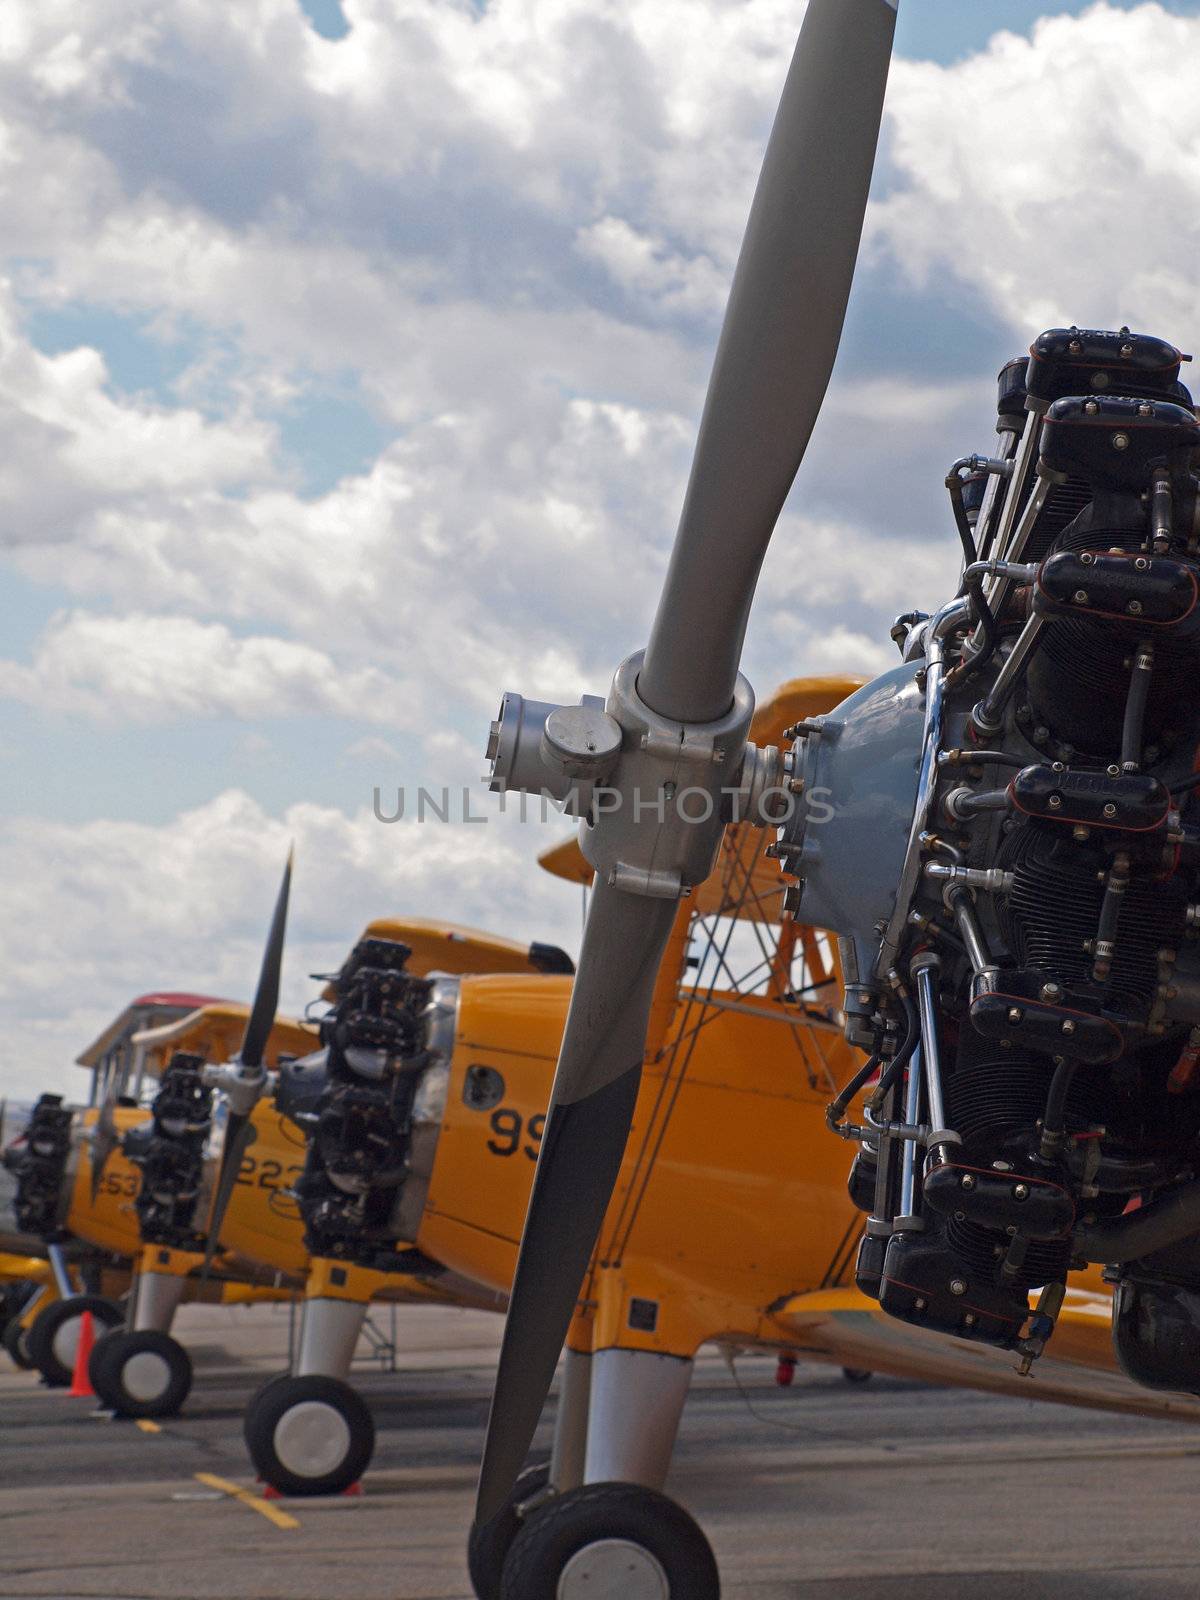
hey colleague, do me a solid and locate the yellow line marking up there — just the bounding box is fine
[194,1472,299,1530]
[136,1419,161,1434]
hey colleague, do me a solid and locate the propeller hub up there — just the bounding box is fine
[488,691,615,815]
[204,1060,267,1118]
[489,650,776,904]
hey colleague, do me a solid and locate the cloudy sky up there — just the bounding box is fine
[3,0,1199,1099]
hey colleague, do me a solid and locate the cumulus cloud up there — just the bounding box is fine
[0,786,578,1099]
[0,287,275,546]
[9,383,695,716]
[0,0,807,387]
[874,3,1200,338]
[0,611,416,724]
[575,217,727,318]
[0,0,990,731]
[342,733,407,764]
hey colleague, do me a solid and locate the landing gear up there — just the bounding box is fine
[89,1329,193,1417]
[3,1316,34,1369]
[27,1295,123,1387]
[244,1373,374,1497]
[468,1463,551,1600]
[841,1366,872,1384]
[500,1483,719,1600]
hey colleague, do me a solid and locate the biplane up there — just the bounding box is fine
[0,993,286,1383]
[466,2,1200,1595]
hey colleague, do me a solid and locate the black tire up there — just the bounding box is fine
[3,1315,35,1370]
[841,1366,872,1384]
[27,1296,123,1387]
[247,1370,294,1406]
[501,1482,720,1600]
[467,1462,551,1600]
[87,1328,127,1397]
[244,1373,374,1497]
[91,1330,192,1418]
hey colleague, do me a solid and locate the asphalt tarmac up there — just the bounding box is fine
[3,1302,1200,1599]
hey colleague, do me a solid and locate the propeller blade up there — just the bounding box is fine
[476,0,896,1529]
[641,0,897,725]
[475,881,678,1526]
[203,849,292,1271]
[240,848,293,1071]
[201,1111,255,1273]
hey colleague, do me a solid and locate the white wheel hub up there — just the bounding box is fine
[123,1350,171,1402]
[52,1318,81,1369]
[273,1399,352,1479]
[558,1538,670,1600]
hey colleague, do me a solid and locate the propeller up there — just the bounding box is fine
[476,0,897,1527]
[201,849,293,1272]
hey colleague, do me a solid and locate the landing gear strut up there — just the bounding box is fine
[471,1346,718,1598]
[244,1292,374,1496]
[89,1264,191,1415]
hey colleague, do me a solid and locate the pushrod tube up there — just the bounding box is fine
[976,424,1022,563]
[874,598,970,980]
[913,962,952,1141]
[973,613,1049,735]
[897,1043,924,1222]
[988,409,1041,567]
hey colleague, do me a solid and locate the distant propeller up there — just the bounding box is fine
[201,849,293,1273]
[476,0,897,1527]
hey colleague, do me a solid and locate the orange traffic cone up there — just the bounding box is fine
[68,1310,97,1398]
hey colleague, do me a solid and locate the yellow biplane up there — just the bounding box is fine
[462,4,1200,1595]
[99,928,541,1493]
[0,992,283,1382]
[150,677,1197,1600]
[16,717,1190,1599]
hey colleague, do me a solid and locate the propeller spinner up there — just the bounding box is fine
[476,0,898,1527]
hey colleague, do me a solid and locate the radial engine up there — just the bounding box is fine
[785,327,1200,1388]
[288,937,456,1270]
[122,1053,214,1248]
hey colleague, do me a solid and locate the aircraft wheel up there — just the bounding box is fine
[247,1370,294,1404]
[3,1315,35,1370]
[244,1373,374,1497]
[87,1328,125,1396]
[841,1366,872,1384]
[467,1462,551,1600]
[501,1482,720,1600]
[92,1330,192,1417]
[27,1295,123,1387]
